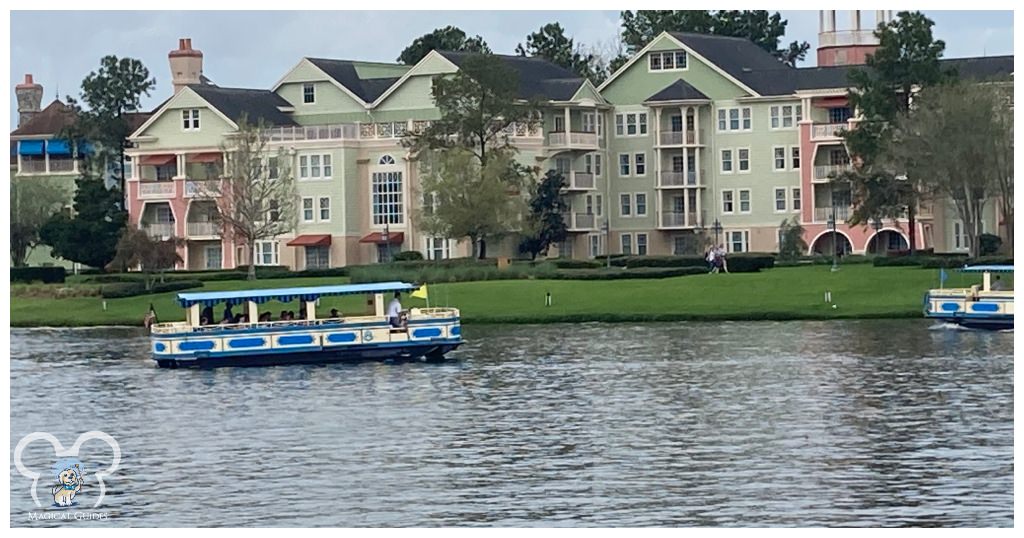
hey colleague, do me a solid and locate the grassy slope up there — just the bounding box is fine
[10,265,957,327]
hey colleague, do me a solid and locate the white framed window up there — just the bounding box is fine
[634,153,646,176]
[305,246,330,269]
[953,221,969,250]
[792,188,801,211]
[589,234,601,259]
[267,156,279,180]
[620,193,632,217]
[721,149,734,173]
[621,233,632,255]
[267,199,280,222]
[774,188,787,212]
[727,230,750,253]
[181,109,200,131]
[790,146,800,171]
[553,115,565,132]
[636,233,648,256]
[303,83,315,104]
[739,189,751,213]
[635,193,647,216]
[770,104,801,129]
[425,237,451,260]
[738,148,750,172]
[615,112,648,137]
[298,153,332,179]
[371,171,404,225]
[596,114,604,137]
[594,154,602,176]
[318,196,331,221]
[718,107,751,132]
[742,108,752,130]
[255,240,279,266]
[301,197,315,222]
[722,190,734,214]
[379,154,396,165]
[595,194,603,217]
[618,153,631,177]
[773,147,787,171]
[582,112,596,133]
[584,154,594,174]
[648,50,687,71]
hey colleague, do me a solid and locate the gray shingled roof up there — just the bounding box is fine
[439,51,585,101]
[306,58,402,103]
[189,85,297,126]
[645,79,710,102]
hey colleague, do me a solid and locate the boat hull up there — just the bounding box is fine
[924,290,1014,331]
[154,340,463,368]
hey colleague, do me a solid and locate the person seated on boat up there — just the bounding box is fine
[388,292,406,329]
[329,308,340,319]
[279,310,289,321]
[201,306,214,326]
[287,310,297,321]
[991,275,1006,291]
[259,312,272,323]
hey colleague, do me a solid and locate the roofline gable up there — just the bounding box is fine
[570,79,609,104]
[128,87,238,139]
[369,50,460,108]
[597,31,761,97]
[272,57,371,108]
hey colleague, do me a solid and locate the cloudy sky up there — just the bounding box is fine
[9,10,1014,129]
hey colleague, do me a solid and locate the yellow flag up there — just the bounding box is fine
[411,285,428,300]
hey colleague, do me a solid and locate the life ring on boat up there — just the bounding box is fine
[363,330,374,342]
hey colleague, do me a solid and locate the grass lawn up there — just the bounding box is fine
[9,264,966,327]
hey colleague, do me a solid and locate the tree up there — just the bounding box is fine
[408,53,539,258]
[63,55,156,194]
[107,227,183,290]
[214,117,297,280]
[990,85,1014,253]
[519,170,569,260]
[10,178,69,267]
[839,11,951,254]
[416,148,530,259]
[39,170,127,269]
[618,10,809,67]
[777,216,808,260]
[516,22,607,84]
[888,81,1011,258]
[397,26,490,65]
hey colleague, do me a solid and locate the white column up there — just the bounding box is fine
[305,301,316,321]
[189,304,200,327]
[564,107,571,147]
[851,10,861,31]
[44,150,50,174]
[248,301,259,323]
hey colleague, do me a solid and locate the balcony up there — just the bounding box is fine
[548,131,599,151]
[563,171,595,191]
[186,221,219,238]
[658,169,703,188]
[811,123,846,141]
[138,181,177,199]
[813,206,853,223]
[144,223,175,239]
[185,180,221,198]
[658,211,700,229]
[813,163,852,182]
[48,159,77,173]
[563,212,597,231]
[265,124,359,142]
[657,129,702,146]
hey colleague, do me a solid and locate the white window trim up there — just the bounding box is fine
[301,196,315,223]
[620,232,633,255]
[619,193,632,217]
[716,106,753,133]
[789,145,801,172]
[726,230,751,253]
[618,153,632,177]
[634,191,648,217]
[791,187,802,213]
[298,153,333,181]
[772,146,787,172]
[423,236,453,260]
[370,166,405,227]
[738,188,752,214]
[773,187,789,214]
[647,50,689,72]
[614,112,649,138]
[302,83,316,105]
[720,148,734,174]
[181,109,200,132]
[721,189,735,215]
[254,240,280,266]
[318,196,331,223]
[769,104,801,131]
[737,147,751,174]
[634,152,647,176]
[636,232,649,255]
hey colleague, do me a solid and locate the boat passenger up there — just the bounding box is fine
[201,306,214,325]
[280,310,289,321]
[330,308,340,318]
[992,275,1006,291]
[287,310,296,321]
[388,292,406,328]
[259,312,272,322]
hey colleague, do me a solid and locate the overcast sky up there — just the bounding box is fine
[9,10,1014,129]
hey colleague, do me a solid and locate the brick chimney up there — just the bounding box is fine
[169,38,203,93]
[15,74,43,127]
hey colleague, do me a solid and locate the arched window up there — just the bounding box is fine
[378,155,396,165]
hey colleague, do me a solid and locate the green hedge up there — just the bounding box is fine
[552,266,708,280]
[393,250,424,261]
[11,267,66,284]
[875,255,1013,269]
[100,280,203,299]
[349,262,557,284]
[553,259,602,269]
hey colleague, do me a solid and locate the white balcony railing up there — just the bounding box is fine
[562,212,597,230]
[265,124,359,142]
[139,181,177,199]
[186,221,219,237]
[814,206,853,222]
[658,130,700,146]
[813,163,852,181]
[549,131,598,148]
[19,160,47,173]
[185,180,221,198]
[661,211,685,228]
[659,169,702,187]
[144,223,175,238]
[567,171,595,190]
[811,123,846,140]
[48,159,76,173]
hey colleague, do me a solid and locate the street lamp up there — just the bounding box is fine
[711,218,723,247]
[382,221,391,264]
[828,213,839,272]
[601,219,610,269]
[871,218,883,255]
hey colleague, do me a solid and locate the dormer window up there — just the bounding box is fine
[182,109,200,131]
[649,50,688,72]
[303,83,315,104]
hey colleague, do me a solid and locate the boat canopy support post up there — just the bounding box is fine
[247,301,258,323]
[188,304,200,327]
[373,293,385,317]
[984,272,992,291]
[305,301,316,321]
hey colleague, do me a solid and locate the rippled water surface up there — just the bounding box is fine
[9,321,1013,527]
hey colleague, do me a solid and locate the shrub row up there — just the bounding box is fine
[594,254,776,273]
[11,266,66,284]
[551,266,708,280]
[552,259,603,269]
[348,262,559,284]
[874,255,1013,268]
[100,280,203,299]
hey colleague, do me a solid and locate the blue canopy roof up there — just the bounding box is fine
[176,281,419,307]
[18,140,44,156]
[962,265,1014,273]
[46,139,71,155]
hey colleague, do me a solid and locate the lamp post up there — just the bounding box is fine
[382,222,391,264]
[871,218,883,255]
[601,219,610,269]
[694,219,705,255]
[711,218,723,248]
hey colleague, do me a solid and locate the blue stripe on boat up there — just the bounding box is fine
[451,326,461,336]
[412,327,442,338]
[154,342,166,353]
[326,332,357,343]
[970,303,1000,312]
[179,340,216,351]
[941,303,961,312]
[278,334,315,346]
[228,337,267,349]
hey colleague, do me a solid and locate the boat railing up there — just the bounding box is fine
[151,309,460,335]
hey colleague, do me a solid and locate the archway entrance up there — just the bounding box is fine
[866,230,908,254]
[810,231,853,256]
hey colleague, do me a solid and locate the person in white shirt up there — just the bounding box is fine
[387,292,405,328]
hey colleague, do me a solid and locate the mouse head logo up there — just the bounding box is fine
[14,431,121,508]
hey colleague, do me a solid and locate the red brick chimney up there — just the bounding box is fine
[15,74,44,127]
[169,38,204,93]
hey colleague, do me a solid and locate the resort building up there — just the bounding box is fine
[120,11,1013,270]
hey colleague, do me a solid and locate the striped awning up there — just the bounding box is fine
[46,139,71,155]
[140,154,176,166]
[18,140,44,156]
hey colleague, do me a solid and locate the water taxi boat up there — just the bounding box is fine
[149,282,463,368]
[924,265,1014,330]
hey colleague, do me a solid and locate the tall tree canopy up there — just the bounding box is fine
[39,171,127,269]
[837,11,951,253]
[519,170,570,260]
[397,26,490,65]
[619,10,810,67]
[107,227,183,289]
[10,178,69,267]
[516,22,607,84]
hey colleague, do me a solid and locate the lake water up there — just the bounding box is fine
[9,321,1013,527]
